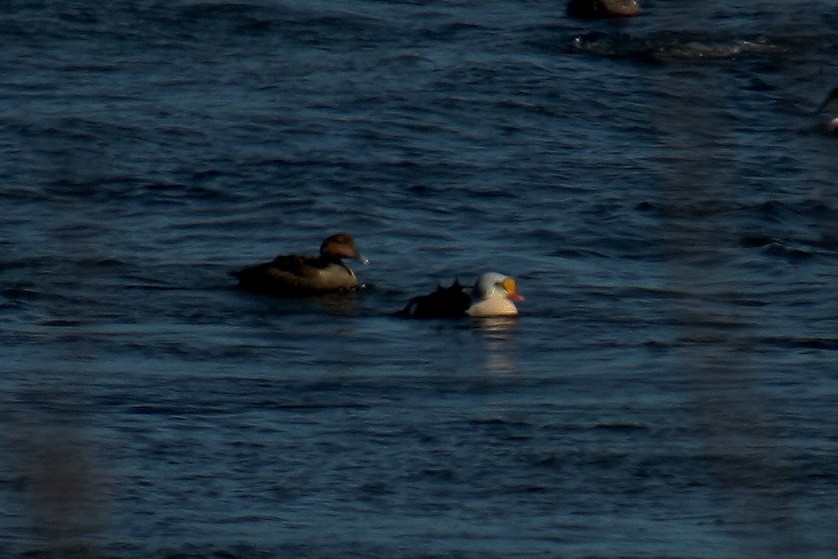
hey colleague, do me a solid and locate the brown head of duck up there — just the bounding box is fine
[319,233,369,265]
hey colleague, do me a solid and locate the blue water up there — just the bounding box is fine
[1,1,836,558]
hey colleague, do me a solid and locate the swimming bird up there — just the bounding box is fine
[232,233,369,294]
[398,272,524,318]
[815,87,838,134]
[566,0,641,19]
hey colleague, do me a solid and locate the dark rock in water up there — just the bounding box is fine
[567,0,641,19]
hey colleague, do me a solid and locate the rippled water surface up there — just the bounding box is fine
[1,1,836,558]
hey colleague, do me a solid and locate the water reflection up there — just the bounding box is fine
[2,204,112,556]
[474,316,518,340]
[474,317,519,375]
[3,409,107,557]
[239,290,362,315]
[654,72,808,558]
[315,291,361,313]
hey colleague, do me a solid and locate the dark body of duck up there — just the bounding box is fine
[233,233,368,295]
[397,280,472,318]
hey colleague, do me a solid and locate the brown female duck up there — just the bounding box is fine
[567,0,641,19]
[233,233,369,294]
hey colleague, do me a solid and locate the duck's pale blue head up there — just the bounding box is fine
[474,272,524,301]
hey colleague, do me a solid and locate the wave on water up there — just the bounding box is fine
[563,29,835,63]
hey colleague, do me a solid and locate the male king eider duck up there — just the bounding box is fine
[815,87,838,135]
[398,272,524,318]
[232,233,369,294]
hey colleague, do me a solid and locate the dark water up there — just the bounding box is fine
[1,1,836,557]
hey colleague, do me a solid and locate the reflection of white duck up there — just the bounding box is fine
[815,87,838,134]
[398,272,524,318]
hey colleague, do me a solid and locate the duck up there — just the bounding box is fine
[815,87,838,134]
[398,272,524,318]
[232,233,369,294]
[566,0,641,19]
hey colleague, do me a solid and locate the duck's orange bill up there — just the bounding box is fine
[501,278,524,302]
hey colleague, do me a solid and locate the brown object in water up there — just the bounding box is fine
[567,0,642,19]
